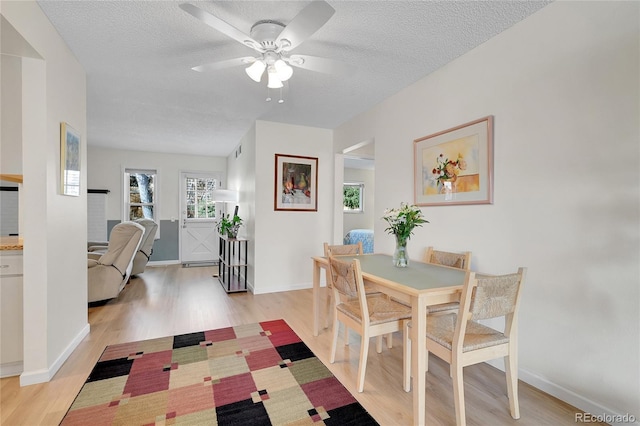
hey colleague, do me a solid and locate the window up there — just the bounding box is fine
[343,182,364,213]
[124,168,158,223]
[185,176,218,219]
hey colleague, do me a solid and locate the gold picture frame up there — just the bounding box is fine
[414,116,493,206]
[61,122,81,196]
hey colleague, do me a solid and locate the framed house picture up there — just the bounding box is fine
[414,116,493,206]
[60,122,81,196]
[274,154,318,211]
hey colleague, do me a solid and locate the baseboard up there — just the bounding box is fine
[251,282,310,295]
[518,367,639,426]
[181,261,218,268]
[147,260,181,266]
[20,323,90,386]
[0,361,23,378]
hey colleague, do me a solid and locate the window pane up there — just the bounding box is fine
[343,184,364,212]
[133,174,154,203]
[197,200,208,218]
[186,190,195,206]
[185,177,218,219]
[129,205,154,220]
[129,206,142,220]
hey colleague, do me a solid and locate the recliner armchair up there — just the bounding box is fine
[88,218,157,275]
[87,221,144,303]
[130,218,158,275]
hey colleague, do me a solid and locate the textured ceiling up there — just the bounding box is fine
[37,0,551,157]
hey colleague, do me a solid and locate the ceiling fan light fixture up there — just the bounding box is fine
[267,67,283,89]
[245,60,266,82]
[274,59,293,81]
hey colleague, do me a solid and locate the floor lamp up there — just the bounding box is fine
[212,189,239,218]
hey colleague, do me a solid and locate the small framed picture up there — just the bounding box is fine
[274,154,318,211]
[61,122,81,196]
[414,116,493,206]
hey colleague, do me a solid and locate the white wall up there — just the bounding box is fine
[1,1,89,384]
[226,124,257,288]
[253,121,333,294]
[343,167,375,235]
[1,54,22,175]
[87,146,227,221]
[335,1,639,420]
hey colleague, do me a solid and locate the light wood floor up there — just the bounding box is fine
[1,264,600,425]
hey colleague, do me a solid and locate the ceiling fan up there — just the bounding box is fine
[179,1,346,91]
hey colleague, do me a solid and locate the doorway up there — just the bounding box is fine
[333,140,375,245]
[179,171,222,266]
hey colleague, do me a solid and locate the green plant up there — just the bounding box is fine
[381,202,428,245]
[217,214,243,237]
[343,186,361,210]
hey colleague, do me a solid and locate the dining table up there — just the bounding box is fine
[311,253,467,426]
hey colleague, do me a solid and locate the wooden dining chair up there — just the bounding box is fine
[328,255,412,392]
[405,268,527,426]
[323,242,364,329]
[324,241,363,257]
[424,246,472,269]
[402,247,472,389]
[423,246,472,314]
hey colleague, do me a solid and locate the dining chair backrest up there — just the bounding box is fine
[328,255,371,319]
[425,246,471,270]
[324,242,364,257]
[467,271,523,321]
[455,268,527,348]
[328,255,360,299]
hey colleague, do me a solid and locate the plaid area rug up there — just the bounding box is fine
[61,319,378,425]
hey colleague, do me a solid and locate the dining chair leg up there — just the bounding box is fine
[403,321,411,392]
[505,352,520,419]
[324,287,333,329]
[452,363,466,426]
[385,332,393,349]
[357,329,371,392]
[329,315,340,364]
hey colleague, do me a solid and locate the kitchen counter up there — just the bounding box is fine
[0,236,23,251]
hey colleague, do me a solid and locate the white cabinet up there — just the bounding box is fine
[0,250,23,377]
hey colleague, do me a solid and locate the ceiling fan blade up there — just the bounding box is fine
[180,3,261,50]
[192,57,256,73]
[288,55,350,75]
[276,1,335,52]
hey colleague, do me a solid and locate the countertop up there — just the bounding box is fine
[0,236,24,251]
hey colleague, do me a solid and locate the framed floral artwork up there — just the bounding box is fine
[274,154,318,211]
[60,122,81,196]
[413,116,493,206]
